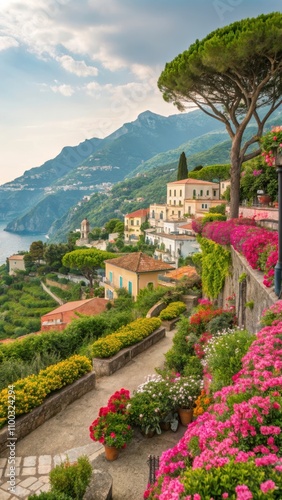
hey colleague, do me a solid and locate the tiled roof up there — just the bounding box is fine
[8,254,25,260]
[105,252,174,273]
[166,265,199,280]
[179,223,193,230]
[124,208,149,218]
[42,298,108,317]
[168,179,219,186]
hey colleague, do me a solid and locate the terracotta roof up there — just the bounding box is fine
[168,179,219,186]
[124,208,149,218]
[166,265,199,280]
[105,252,174,273]
[42,298,108,317]
[179,223,193,230]
[8,254,25,260]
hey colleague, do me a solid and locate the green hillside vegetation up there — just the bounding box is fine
[0,277,57,339]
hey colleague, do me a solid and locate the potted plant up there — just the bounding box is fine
[169,375,203,425]
[260,125,282,166]
[127,390,163,437]
[89,410,133,460]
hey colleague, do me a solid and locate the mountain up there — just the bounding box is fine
[1,109,226,235]
[3,106,282,238]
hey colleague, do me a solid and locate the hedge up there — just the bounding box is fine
[159,301,187,321]
[91,317,162,358]
[0,355,91,428]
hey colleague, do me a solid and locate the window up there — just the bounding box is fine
[180,190,182,197]
[201,204,208,209]
[109,271,113,283]
[213,190,217,196]
[136,220,139,226]
[178,211,181,218]
[169,190,171,196]
[179,200,181,205]
[193,189,196,198]
[222,183,225,189]
[200,190,203,196]
[106,289,114,299]
[151,210,155,218]
[128,281,132,295]
[206,190,209,196]
[147,282,153,290]
[174,200,176,205]
[172,210,174,215]
[119,276,123,288]
[174,190,176,196]
[160,211,163,220]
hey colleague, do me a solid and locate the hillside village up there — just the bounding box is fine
[1,9,282,499]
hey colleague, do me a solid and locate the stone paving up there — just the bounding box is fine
[0,443,105,499]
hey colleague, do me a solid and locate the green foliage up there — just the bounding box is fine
[205,329,256,393]
[198,236,231,299]
[207,311,236,335]
[202,213,226,224]
[134,286,167,317]
[164,317,198,374]
[49,456,92,500]
[182,355,203,378]
[208,204,226,215]
[28,493,71,500]
[189,164,230,183]
[183,458,282,498]
[91,317,161,358]
[62,248,117,288]
[159,301,186,320]
[240,156,278,202]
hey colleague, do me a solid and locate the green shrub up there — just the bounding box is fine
[164,317,199,374]
[134,286,167,317]
[28,493,71,500]
[183,458,282,498]
[204,328,256,393]
[207,311,235,335]
[159,301,186,320]
[91,317,162,359]
[49,456,92,500]
[202,212,226,224]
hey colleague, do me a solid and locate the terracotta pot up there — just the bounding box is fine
[141,429,156,438]
[177,408,193,426]
[104,444,119,461]
[258,195,271,205]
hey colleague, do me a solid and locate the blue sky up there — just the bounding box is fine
[0,0,280,184]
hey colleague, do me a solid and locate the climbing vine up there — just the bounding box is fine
[197,236,231,299]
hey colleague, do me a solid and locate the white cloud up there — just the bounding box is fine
[0,35,19,51]
[57,55,98,77]
[50,84,74,96]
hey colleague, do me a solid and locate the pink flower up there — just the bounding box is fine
[222,494,229,499]
[260,480,276,493]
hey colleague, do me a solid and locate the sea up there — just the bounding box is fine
[0,222,47,266]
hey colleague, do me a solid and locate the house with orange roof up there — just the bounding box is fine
[103,251,174,300]
[124,208,149,242]
[8,254,26,275]
[41,297,108,332]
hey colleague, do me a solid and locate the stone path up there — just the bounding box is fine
[0,328,180,499]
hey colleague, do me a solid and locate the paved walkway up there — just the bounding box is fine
[0,328,185,499]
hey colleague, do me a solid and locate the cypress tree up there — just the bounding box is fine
[177,152,188,180]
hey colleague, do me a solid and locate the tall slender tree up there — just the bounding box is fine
[177,152,188,180]
[158,12,282,218]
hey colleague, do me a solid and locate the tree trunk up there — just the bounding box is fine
[229,139,242,219]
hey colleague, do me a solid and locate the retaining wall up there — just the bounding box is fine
[93,327,166,377]
[0,372,96,454]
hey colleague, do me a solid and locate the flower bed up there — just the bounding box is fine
[159,301,187,321]
[0,355,92,428]
[144,301,282,499]
[91,317,162,359]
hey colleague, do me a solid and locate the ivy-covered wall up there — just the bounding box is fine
[219,248,276,333]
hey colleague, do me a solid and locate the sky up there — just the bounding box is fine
[0,0,281,185]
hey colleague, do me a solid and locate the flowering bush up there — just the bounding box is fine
[0,355,92,427]
[261,125,282,166]
[169,376,203,410]
[89,411,133,448]
[127,389,163,435]
[144,302,282,499]
[159,301,187,321]
[89,388,133,448]
[193,389,213,417]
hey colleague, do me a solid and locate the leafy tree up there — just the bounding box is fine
[104,218,123,234]
[44,243,74,271]
[189,164,230,197]
[29,241,44,263]
[158,12,282,218]
[62,248,117,290]
[177,151,188,180]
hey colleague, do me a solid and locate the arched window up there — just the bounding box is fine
[160,211,163,220]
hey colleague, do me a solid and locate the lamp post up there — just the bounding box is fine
[274,152,282,296]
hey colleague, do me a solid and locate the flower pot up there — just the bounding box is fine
[141,429,156,438]
[104,444,119,461]
[258,194,271,205]
[160,421,171,431]
[177,407,193,426]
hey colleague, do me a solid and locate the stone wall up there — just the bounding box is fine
[93,327,166,377]
[0,372,96,454]
[219,248,277,334]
